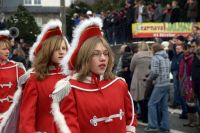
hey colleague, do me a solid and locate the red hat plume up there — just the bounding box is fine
[29,19,69,62]
[61,17,103,75]
[0,30,9,41]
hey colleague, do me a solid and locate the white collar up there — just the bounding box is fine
[71,73,104,84]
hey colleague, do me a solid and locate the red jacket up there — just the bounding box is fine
[19,65,66,133]
[0,61,25,113]
[52,74,137,133]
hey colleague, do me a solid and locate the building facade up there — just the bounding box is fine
[0,0,74,27]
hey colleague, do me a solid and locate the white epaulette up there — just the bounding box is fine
[15,62,25,71]
[51,76,72,103]
[18,68,32,86]
[51,76,72,133]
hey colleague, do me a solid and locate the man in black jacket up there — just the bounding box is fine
[192,47,200,124]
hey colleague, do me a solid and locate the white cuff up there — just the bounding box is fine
[126,125,136,133]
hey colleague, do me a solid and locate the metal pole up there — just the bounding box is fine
[60,0,66,35]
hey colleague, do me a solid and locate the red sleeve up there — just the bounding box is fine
[124,82,137,133]
[54,89,81,133]
[179,59,184,80]
[18,66,26,78]
[19,76,38,133]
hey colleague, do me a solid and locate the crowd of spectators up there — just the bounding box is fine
[113,23,200,131]
[72,0,200,45]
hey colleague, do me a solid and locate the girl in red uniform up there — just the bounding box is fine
[51,17,137,133]
[19,19,69,133]
[0,30,26,132]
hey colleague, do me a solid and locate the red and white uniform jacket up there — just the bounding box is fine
[19,65,66,133]
[0,60,26,130]
[51,73,137,133]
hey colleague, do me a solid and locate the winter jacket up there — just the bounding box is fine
[149,50,170,87]
[171,52,183,72]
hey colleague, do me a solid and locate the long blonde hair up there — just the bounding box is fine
[33,35,68,80]
[75,36,115,81]
[138,42,150,51]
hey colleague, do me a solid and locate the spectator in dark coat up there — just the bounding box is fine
[192,47,200,125]
[171,44,184,108]
[121,45,133,90]
[125,2,135,42]
[184,0,199,22]
[170,0,181,23]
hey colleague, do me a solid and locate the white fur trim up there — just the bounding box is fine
[51,76,72,133]
[128,91,135,126]
[29,19,63,62]
[0,30,9,37]
[0,85,22,132]
[126,125,136,133]
[61,17,103,75]
[51,102,71,133]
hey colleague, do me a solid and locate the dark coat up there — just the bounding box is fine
[170,7,180,22]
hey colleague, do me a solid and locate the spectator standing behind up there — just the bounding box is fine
[121,45,133,90]
[162,3,172,22]
[19,19,69,133]
[130,42,152,123]
[10,48,26,67]
[146,3,155,22]
[135,0,148,22]
[125,1,135,42]
[86,10,93,18]
[192,47,200,127]
[172,36,189,119]
[115,44,127,75]
[153,0,163,22]
[170,42,184,108]
[0,30,26,133]
[184,0,199,22]
[179,44,196,127]
[72,13,80,28]
[51,17,137,133]
[170,0,180,23]
[190,39,199,53]
[144,43,170,132]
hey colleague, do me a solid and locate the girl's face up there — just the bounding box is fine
[0,44,9,61]
[90,42,109,75]
[51,40,67,64]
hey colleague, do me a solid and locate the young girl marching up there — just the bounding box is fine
[51,17,137,133]
[0,30,26,132]
[19,19,70,133]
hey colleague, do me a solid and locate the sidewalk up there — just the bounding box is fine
[137,108,200,133]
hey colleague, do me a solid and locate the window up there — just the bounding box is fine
[24,0,32,5]
[34,0,41,5]
[24,0,41,5]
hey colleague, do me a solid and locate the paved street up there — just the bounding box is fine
[136,108,200,133]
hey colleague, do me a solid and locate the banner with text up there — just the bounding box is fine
[132,22,200,38]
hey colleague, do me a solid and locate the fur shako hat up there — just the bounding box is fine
[29,19,69,62]
[61,17,103,75]
[0,30,9,41]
